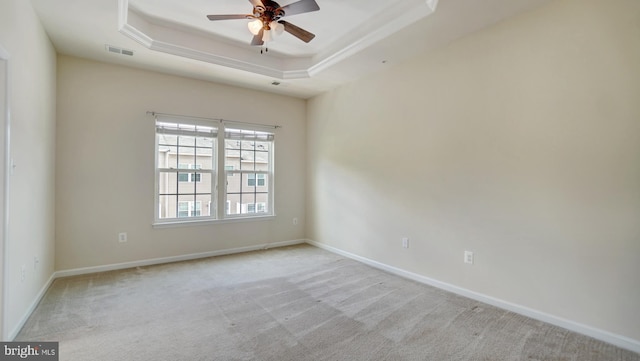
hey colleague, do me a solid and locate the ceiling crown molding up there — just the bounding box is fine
[118,0,438,79]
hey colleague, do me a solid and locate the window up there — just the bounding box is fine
[155,116,274,224]
[224,128,274,217]
[247,173,266,187]
[156,120,215,221]
[178,201,201,217]
[238,202,266,214]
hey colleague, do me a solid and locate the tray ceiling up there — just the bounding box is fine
[31,0,554,98]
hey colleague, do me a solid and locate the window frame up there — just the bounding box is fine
[222,127,275,220]
[154,116,275,226]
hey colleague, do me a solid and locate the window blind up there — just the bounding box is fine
[155,115,218,138]
[224,128,274,141]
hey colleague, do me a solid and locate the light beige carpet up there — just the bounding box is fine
[16,244,640,361]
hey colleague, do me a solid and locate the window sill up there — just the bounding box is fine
[152,215,276,229]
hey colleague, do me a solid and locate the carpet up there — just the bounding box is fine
[16,244,640,361]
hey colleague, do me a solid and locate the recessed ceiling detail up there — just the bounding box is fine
[118,0,438,79]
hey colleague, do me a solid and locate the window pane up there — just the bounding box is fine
[178,195,196,218]
[256,193,268,208]
[224,140,240,169]
[158,195,175,219]
[226,172,241,194]
[196,195,212,217]
[178,176,196,194]
[158,145,178,169]
[255,141,270,152]
[177,201,189,218]
[241,194,256,215]
[178,135,196,147]
[158,171,178,195]
[158,134,178,147]
[196,142,213,170]
[240,151,255,170]
[227,193,240,216]
[254,151,270,166]
[196,173,212,191]
[244,173,256,192]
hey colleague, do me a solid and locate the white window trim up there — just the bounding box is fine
[154,118,276,226]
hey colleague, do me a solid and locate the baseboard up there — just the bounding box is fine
[55,239,305,278]
[11,240,304,339]
[306,240,640,354]
[8,273,56,341]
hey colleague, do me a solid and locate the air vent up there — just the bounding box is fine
[271,81,281,86]
[105,45,134,56]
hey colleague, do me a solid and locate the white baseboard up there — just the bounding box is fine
[11,240,304,339]
[306,240,640,354]
[55,239,306,278]
[8,273,56,341]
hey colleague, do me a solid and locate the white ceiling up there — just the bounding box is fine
[31,0,553,99]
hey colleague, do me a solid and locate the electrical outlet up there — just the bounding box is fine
[402,237,409,249]
[464,251,474,264]
[34,256,39,270]
[118,232,128,243]
[293,217,298,225]
[21,265,26,282]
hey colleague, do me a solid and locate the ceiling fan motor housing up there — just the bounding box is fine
[254,0,285,25]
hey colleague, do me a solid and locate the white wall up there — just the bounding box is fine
[55,56,306,271]
[307,0,640,344]
[0,0,57,339]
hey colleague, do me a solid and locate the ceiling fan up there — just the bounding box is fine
[207,0,320,46]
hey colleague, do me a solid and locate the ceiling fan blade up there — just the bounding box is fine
[207,14,250,21]
[251,29,265,46]
[279,0,320,17]
[279,21,315,43]
[248,0,264,7]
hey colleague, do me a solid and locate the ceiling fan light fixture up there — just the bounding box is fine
[271,21,284,37]
[207,0,319,46]
[248,19,263,35]
[262,29,272,42]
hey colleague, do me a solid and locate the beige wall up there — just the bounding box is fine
[0,0,57,339]
[307,0,640,342]
[55,56,306,270]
